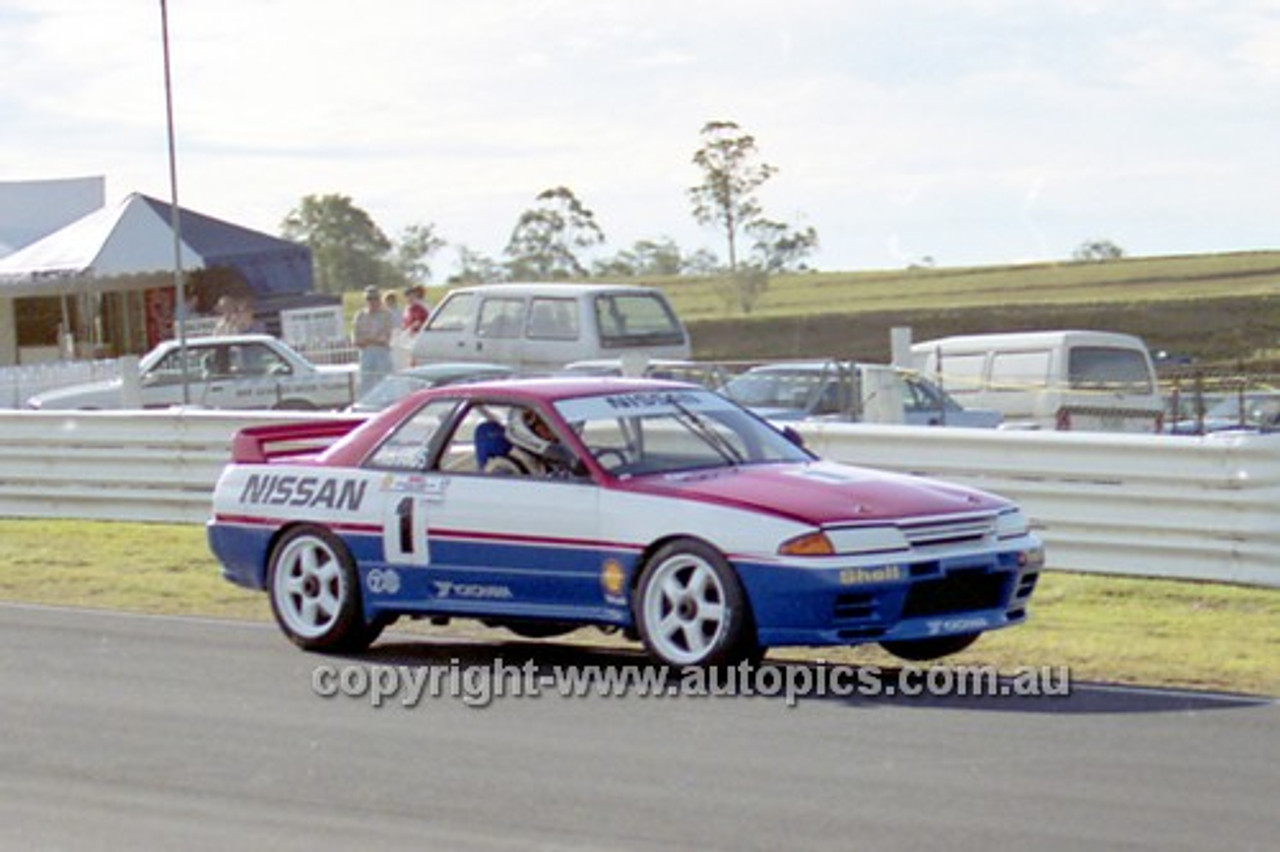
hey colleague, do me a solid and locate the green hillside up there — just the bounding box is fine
[412,250,1280,365]
[660,251,1280,365]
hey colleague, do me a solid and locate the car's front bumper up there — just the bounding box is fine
[735,539,1042,648]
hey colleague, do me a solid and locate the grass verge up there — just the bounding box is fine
[1,519,1275,696]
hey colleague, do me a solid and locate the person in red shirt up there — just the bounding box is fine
[403,285,431,334]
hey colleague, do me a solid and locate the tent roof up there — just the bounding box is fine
[0,193,312,298]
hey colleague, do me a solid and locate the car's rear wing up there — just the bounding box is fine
[230,419,363,464]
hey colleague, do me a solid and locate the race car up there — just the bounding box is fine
[208,377,1043,666]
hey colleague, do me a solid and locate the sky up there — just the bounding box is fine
[2,0,1278,277]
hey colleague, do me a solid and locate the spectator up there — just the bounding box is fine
[213,296,239,335]
[352,285,394,395]
[383,291,404,328]
[233,298,264,333]
[403,285,431,334]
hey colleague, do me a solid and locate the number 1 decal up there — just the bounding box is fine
[383,495,429,565]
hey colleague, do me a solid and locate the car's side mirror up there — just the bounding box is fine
[781,425,805,449]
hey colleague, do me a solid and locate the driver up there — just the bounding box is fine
[495,408,572,477]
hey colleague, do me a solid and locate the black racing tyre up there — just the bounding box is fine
[267,526,383,652]
[634,538,757,667]
[879,632,981,662]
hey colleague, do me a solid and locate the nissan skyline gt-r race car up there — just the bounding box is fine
[207,377,1044,667]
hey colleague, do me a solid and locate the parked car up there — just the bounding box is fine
[410,282,690,371]
[26,334,357,411]
[208,377,1043,667]
[561,357,729,391]
[721,361,1003,427]
[911,330,1163,432]
[346,362,515,413]
[1168,391,1280,434]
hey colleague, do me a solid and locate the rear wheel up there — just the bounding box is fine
[880,632,981,662]
[268,526,383,652]
[635,539,757,667]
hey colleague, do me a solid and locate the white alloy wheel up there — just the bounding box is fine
[637,540,752,666]
[267,527,377,651]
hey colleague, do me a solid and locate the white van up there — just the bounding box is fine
[911,330,1163,432]
[410,283,691,371]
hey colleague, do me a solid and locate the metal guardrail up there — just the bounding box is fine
[0,410,1276,588]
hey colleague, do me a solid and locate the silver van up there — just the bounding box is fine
[911,330,1163,432]
[410,283,690,371]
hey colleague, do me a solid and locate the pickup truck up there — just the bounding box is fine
[26,334,358,411]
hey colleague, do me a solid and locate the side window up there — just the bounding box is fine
[901,376,937,413]
[477,297,526,339]
[438,404,520,474]
[526,297,580,340]
[150,347,209,382]
[989,350,1051,392]
[367,400,458,470]
[230,344,288,377]
[593,293,685,346]
[931,352,985,395]
[424,293,475,332]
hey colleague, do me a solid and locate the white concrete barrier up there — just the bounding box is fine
[0,410,1276,587]
[797,423,1280,587]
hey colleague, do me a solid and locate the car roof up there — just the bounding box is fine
[399,362,514,379]
[911,330,1149,350]
[421,375,697,401]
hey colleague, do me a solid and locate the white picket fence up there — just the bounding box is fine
[0,409,1276,587]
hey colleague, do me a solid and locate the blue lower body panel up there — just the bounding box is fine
[737,550,1038,648]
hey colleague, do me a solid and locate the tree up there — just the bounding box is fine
[592,237,691,277]
[395,223,447,284]
[746,219,819,273]
[687,120,777,274]
[281,194,394,294]
[448,245,507,285]
[504,186,606,280]
[1074,239,1125,262]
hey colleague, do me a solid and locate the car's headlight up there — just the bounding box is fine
[778,531,835,556]
[996,508,1030,540]
[779,526,910,557]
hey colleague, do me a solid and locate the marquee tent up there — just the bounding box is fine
[0,192,313,298]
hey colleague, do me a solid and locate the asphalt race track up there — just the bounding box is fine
[1,603,1275,851]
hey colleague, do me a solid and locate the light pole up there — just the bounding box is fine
[159,0,189,404]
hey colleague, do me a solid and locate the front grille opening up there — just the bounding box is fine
[910,562,940,578]
[833,592,876,622]
[1016,572,1040,599]
[901,568,1009,618]
[899,515,996,550]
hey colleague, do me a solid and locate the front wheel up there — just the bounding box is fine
[268,526,383,652]
[880,632,981,662]
[635,539,756,667]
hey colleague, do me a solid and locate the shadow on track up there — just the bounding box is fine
[325,632,1274,716]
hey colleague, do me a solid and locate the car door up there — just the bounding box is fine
[471,296,527,366]
[422,401,603,618]
[196,341,278,409]
[362,398,604,620]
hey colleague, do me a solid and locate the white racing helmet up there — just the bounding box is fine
[507,408,555,458]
